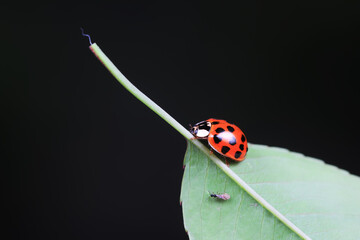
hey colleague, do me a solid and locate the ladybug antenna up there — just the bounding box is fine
[188,124,192,129]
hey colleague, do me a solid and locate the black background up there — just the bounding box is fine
[2,2,360,239]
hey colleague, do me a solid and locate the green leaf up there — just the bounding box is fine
[181,142,360,240]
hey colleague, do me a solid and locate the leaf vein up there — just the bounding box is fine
[233,190,244,240]
[199,156,210,240]
[260,207,265,240]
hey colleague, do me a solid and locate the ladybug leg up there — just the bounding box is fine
[191,136,208,140]
[222,157,229,167]
[205,142,214,155]
[190,136,205,140]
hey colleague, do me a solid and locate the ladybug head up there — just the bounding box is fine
[190,120,211,138]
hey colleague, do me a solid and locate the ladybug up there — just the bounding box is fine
[190,118,248,161]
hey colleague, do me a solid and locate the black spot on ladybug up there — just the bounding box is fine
[221,146,230,154]
[241,134,246,142]
[227,126,235,132]
[246,147,248,152]
[229,136,236,145]
[213,134,222,144]
[215,128,225,133]
[212,121,220,125]
[239,144,244,151]
[235,151,242,159]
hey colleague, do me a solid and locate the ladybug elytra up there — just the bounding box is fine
[190,118,248,161]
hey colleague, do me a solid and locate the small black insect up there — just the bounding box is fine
[208,192,231,200]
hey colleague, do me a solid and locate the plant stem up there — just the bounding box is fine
[89,43,310,240]
[89,43,193,140]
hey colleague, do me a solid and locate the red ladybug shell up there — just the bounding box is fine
[207,118,248,161]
